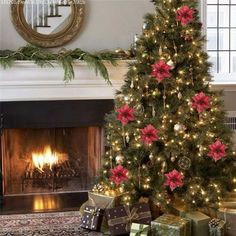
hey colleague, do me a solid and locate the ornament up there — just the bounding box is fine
[178,156,191,170]
[171,156,176,162]
[159,46,163,55]
[152,105,156,117]
[134,104,144,115]
[208,140,227,162]
[164,169,184,191]
[126,134,130,143]
[140,124,159,145]
[176,6,194,26]
[143,23,147,30]
[167,59,175,69]
[177,92,182,100]
[130,80,134,88]
[92,184,105,193]
[174,123,186,133]
[149,152,154,160]
[151,60,171,82]
[116,104,135,125]
[115,155,124,164]
[191,92,210,113]
[109,165,128,186]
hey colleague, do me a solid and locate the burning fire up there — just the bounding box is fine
[32,146,67,172]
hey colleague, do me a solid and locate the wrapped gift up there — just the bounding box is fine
[151,214,191,236]
[217,208,236,236]
[106,203,152,236]
[88,191,122,209]
[209,218,226,236]
[130,223,151,236]
[185,211,210,236]
[81,205,104,231]
[132,203,152,225]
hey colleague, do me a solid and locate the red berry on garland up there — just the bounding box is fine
[176,6,194,26]
[164,169,184,191]
[140,124,159,145]
[151,60,171,82]
[208,140,227,162]
[116,104,135,125]
[191,92,210,113]
[109,165,129,186]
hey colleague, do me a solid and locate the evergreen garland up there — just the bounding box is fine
[0,45,119,84]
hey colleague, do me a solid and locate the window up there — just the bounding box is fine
[206,0,236,77]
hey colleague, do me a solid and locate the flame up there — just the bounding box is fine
[32,146,60,172]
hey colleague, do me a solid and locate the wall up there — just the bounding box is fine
[0,0,154,51]
[0,0,236,111]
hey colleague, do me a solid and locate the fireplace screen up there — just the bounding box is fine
[1,127,103,195]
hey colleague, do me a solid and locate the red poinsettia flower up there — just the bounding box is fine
[164,169,184,191]
[109,165,129,186]
[140,124,159,145]
[191,92,210,113]
[208,140,227,162]
[176,6,194,26]
[151,60,171,82]
[116,104,135,125]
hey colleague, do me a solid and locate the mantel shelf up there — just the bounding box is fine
[0,60,130,101]
[0,60,232,101]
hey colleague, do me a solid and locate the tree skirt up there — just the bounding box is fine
[0,211,104,236]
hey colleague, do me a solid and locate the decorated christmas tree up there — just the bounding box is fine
[97,0,236,210]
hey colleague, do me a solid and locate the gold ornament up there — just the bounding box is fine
[167,59,175,69]
[174,123,186,133]
[177,92,182,99]
[171,156,176,162]
[115,155,124,164]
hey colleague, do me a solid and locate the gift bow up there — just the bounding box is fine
[84,207,101,229]
[108,205,151,231]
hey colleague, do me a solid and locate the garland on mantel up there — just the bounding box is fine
[0,45,122,84]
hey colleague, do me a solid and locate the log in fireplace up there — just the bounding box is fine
[0,100,113,197]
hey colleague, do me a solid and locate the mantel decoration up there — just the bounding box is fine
[11,0,85,48]
[0,45,123,83]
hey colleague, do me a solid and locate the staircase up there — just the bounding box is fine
[24,0,71,35]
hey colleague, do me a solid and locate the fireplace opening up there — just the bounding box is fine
[1,127,103,195]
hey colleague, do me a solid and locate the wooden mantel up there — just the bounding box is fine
[0,60,129,101]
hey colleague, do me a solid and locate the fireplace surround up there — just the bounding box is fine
[0,99,113,197]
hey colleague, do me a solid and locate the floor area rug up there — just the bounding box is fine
[0,211,103,236]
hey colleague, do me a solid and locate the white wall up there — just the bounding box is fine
[0,0,154,51]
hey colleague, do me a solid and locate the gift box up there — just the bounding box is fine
[169,202,210,236]
[209,218,226,236]
[217,208,236,236]
[81,205,104,231]
[185,211,210,236]
[130,223,150,236]
[151,214,191,236]
[88,191,122,209]
[105,203,152,236]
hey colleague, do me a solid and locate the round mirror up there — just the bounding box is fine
[11,0,85,48]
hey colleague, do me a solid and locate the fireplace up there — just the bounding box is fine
[0,100,113,197]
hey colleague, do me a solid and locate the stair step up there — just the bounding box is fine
[36,25,51,28]
[47,14,62,17]
[57,4,70,7]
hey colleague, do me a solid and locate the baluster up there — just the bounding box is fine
[47,0,51,16]
[36,0,40,26]
[31,2,34,28]
[53,3,56,16]
[42,0,45,26]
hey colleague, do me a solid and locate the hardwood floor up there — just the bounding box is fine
[0,192,88,215]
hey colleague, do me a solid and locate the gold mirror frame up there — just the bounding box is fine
[11,0,85,48]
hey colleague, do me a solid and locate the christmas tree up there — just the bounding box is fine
[98,0,236,210]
